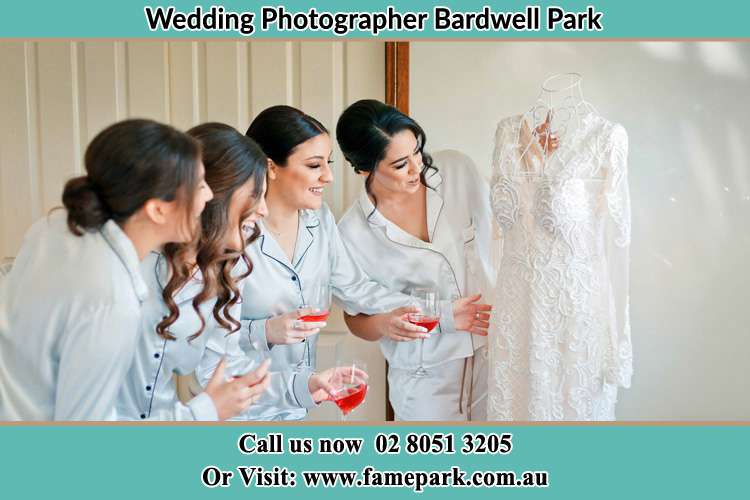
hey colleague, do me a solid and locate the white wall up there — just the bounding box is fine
[411,41,750,420]
[0,41,387,421]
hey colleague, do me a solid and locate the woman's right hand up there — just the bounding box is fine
[203,358,271,421]
[536,113,560,153]
[308,365,370,403]
[376,306,430,342]
[265,308,326,345]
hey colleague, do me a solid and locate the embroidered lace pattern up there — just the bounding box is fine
[488,111,632,421]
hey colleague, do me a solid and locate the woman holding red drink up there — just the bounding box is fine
[336,100,495,421]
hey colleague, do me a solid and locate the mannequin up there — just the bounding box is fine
[514,72,600,178]
[488,74,632,421]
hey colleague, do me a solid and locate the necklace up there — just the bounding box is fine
[265,212,300,237]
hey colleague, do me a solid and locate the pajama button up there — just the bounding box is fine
[140,414,146,419]
[154,353,160,359]
[291,276,297,281]
[146,385,152,391]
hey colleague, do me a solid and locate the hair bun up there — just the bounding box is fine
[61,175,111,235]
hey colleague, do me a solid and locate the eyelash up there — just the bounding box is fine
[307,160,334,169]
[394,150,420,170]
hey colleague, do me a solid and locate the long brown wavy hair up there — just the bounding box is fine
[156,123,267,341]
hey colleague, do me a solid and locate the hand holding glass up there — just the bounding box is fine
[329,360,369,419]
[300,284,331,322]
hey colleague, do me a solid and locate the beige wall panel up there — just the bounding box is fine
[168,42,201,131]
[36,42,81,213]
[82,42,121,142]
[126,42,169,121]
[249,41,300,118]
[113,42,128,120]
[343,42,385,102]
[0,43,40,257]
[205,42,248,130]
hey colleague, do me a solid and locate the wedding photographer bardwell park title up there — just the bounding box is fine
[144,5,605,37]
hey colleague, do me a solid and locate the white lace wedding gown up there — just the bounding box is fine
[488,110,632,421]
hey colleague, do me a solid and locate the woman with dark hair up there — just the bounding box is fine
[195,105,412,421]
[116,123,272,421]
[0,119,211,421]
[336,99,494,421]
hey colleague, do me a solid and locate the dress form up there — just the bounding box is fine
[488,75,632,421]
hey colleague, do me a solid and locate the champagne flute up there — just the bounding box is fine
[407,287,440,378]
[296,283,331,371]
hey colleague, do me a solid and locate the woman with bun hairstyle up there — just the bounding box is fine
[0,119,211,421]
[116,123,272,421]
[336,100,494,421]
[195,105,413,421]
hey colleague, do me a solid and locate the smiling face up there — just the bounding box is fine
[223,176,268,252]
[366,129,423,196]
[268,133,333,210]
[217,174,269,252]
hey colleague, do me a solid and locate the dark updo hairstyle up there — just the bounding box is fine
[62,118,200,236]
[157,123,268,341]
[335,99,438,212]
[245,105,328,166]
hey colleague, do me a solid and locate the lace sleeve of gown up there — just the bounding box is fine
[490,117,519,235]
[489,117,522,281]
[603,124,633,389]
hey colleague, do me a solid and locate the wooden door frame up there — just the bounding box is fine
[386,42,410,115]
[384,41,410,421]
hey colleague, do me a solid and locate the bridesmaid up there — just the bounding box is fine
[0,119,210,420]
[335,100,494,421]
[196,105,419,421]
[116,123,271,421]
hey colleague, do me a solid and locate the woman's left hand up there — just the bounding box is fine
[452,294,492,336]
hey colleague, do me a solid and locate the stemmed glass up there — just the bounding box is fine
[300,283,331,322]
[407,287,440,378]
[329,357,369,421]
[295,283,331,371]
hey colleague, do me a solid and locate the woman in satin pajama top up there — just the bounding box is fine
[116,123,272,421]
[336,100,496,421]
[0,119,209,421]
